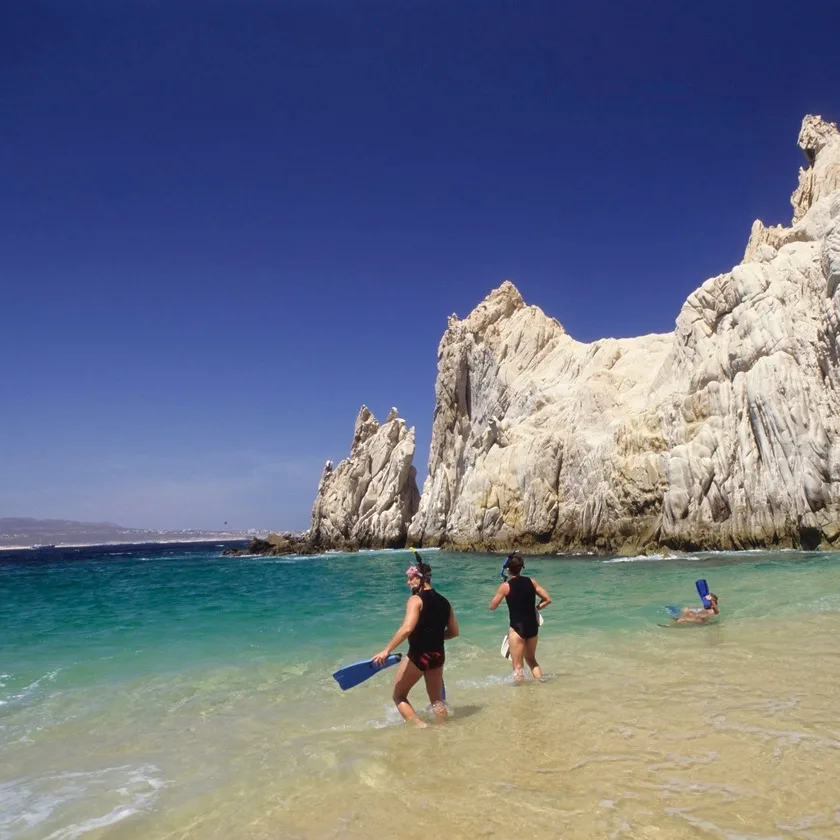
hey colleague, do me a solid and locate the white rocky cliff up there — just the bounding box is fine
[309,406,420,550]
[408,114,840,553]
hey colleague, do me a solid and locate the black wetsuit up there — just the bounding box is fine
[407,588,451,671]
[505,575,539,640]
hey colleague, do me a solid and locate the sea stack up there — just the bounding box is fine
[408,115,840,554]
[309,406,420,551]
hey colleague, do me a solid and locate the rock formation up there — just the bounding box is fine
[234,406,420,555]
[408,114,840,554]
[309,406,420,550]
[222,531,313,557]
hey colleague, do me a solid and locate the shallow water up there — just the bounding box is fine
[2,545,840,838]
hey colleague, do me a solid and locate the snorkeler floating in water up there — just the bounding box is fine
[672,592,720,623]
[667,580,720,624]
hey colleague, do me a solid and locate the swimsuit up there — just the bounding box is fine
[408,650,445,672]
[505,576,539,640]
[407,589,451,671]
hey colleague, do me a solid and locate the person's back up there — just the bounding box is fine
[489,553,552,683]
[505,575,538,638]
[409,589,451,658]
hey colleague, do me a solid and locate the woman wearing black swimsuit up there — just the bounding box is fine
[372,554,459,727]
[489,553,552,683]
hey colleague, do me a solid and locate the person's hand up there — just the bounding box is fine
[372,649,391,667]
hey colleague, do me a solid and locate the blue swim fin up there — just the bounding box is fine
[695,579,711,609]
[666,605,681,618]
[332,654,402,691]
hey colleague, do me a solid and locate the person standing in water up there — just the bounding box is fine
[489,552,552,683]
[372,554,459,728]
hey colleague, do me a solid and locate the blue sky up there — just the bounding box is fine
[2,1,839,531]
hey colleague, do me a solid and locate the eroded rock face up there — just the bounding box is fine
[309,406,420,550]
[791,114,840,224]
[409,115,840,554]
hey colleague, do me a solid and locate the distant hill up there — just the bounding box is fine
[0,517,255,548]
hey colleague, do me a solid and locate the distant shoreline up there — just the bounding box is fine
[0,536,251,552]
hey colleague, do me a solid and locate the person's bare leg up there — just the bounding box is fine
[392,657,426,727]
[423,666,448,721]
[508,628,526,684]
[524,636,542,679]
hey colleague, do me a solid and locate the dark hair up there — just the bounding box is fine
[505,553,524,575]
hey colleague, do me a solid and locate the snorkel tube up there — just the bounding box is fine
[408,547,429,594]
[499,557,509,582]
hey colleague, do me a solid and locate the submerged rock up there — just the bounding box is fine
[408,115,840,554]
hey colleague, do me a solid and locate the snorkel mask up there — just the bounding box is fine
[501,552,524,581]
[406,560,428,594]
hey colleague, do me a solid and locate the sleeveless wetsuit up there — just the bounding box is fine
[505,575,539,640]
[407,589,451,671]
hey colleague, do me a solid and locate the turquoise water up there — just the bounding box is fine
[3,544,840,838]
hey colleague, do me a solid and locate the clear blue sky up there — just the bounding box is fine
[2,1,839,531]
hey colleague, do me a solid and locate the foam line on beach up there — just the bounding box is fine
[0,765,166,840]
[1,669,62,708]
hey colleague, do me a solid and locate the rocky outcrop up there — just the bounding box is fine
[222,532,313,556]
[310,406,420,550]
[408,115,840,554]
[791,114,840,224]
[235,406,420,556]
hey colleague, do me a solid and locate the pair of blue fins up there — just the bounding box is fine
[666,578,713,618]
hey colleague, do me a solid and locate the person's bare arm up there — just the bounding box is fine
[489,582,509,611]
[533,579,552,610]
[444,607,459,640]
[373,596,421,664]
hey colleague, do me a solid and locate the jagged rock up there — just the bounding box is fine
[792,115,840,223]
[223,532,319,556]
[409,115,840,554]
[309,406,420,550]
[231,407,419,557]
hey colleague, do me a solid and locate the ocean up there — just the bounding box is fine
[2,544,839,839]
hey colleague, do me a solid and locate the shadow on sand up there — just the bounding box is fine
[448,704,481,721]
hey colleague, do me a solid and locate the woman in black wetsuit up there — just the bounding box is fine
[372,554,459,727]
[489,553,552,683]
